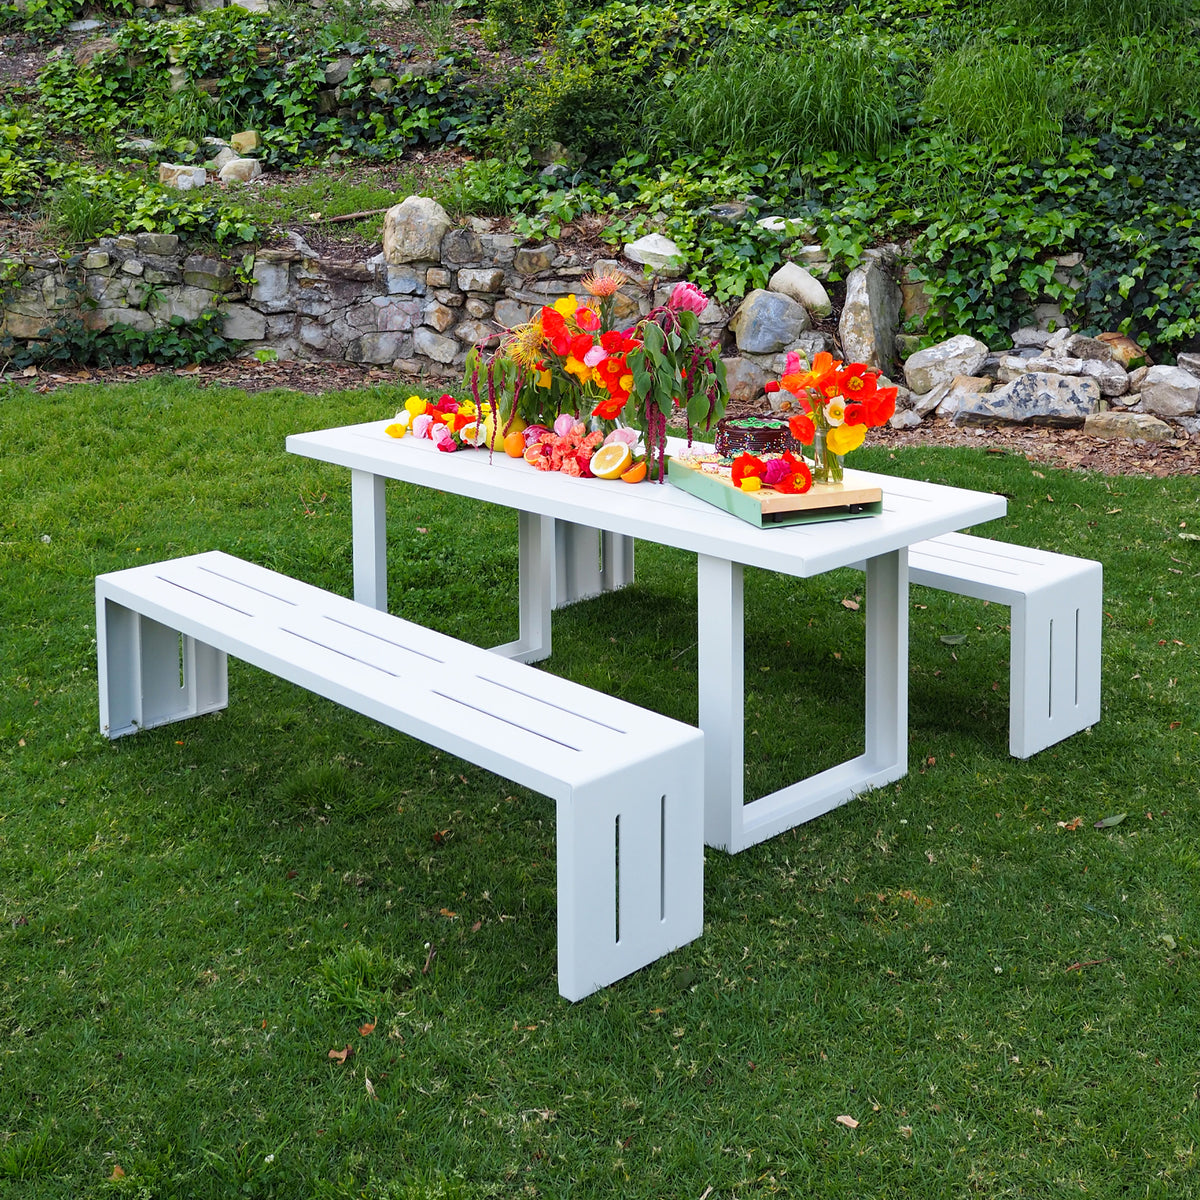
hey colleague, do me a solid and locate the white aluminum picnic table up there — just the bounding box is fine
[287,420,1008,852]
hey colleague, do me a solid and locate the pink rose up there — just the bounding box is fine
[668,281,708,315]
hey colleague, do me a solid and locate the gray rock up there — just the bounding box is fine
[511,244,553,275]
[83,251,110,270]
[729,289,810,354]
[904,334,989,394]
[768,261,832,317]
[889,407,923,430]
[250,261,292,309]
[152,285,216,323]
[953,372,1101,427]
[84,306,156,333]
[494,299,532,328]
[220,305,267,341]
[385,265,423,296]
[839,258,900,373]
[1064,333,1113,361]
[135,233,179,257]
[1176,352,1200,375]
[413,326,458,363]
[207,147,238,171]
[623,233,682,271]
[720,357,769,403]
[183,255,232,291]
[453,318,494,346]
[1079,357,1129,397]
[382,196,453,265]
[756,216,812,238]
[912,382,949,417]
[708,201,747,226]
[229,130,261,154]
[457,267,505,293]
[120,258,144,277]
[348,331,412,364]
[464,297,491,319]
[1127,365,1150,392]
[368,297,422,332]
[1141,364,1200,417]
[1084,411,1174,441]
[440,227,484,266]
[1011,326,1052,348]
[1027,355,1084,375]
[324,55,353,85]
[425,267,451,287]
[67,17,104,30]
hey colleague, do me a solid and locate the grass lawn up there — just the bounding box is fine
[2,377,1199,1198]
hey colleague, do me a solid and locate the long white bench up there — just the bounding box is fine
[903,533,1102,758]
[95,551,704,1002]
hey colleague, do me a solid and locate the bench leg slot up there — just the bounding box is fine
[97,597,228,739]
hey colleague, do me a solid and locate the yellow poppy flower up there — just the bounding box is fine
[404,396,426,416]
[739,476,762,492]
[553,294,579,318]
[826,423,866,456]
[385,421,408,439]
[537,369,552,388]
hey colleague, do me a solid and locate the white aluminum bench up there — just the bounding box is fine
[95,551,704,1002]
[902,533,1102,758]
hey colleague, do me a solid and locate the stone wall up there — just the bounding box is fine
[4,197,1199,441]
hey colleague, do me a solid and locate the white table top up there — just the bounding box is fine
[287,420,1008,575]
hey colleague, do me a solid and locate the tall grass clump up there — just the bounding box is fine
[1074,34,1200,128]
[922,39,1067,160]
[646,37,905,160]
[48,178,118,244]
[991,0,1194,36]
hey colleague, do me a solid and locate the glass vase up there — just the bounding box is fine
[809,426,844,485]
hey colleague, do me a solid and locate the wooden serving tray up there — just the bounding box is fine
[667,454,883,528]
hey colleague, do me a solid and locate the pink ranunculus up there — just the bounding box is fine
[763,457,792,485]
[554,413,577,438]
[432,424,457,452]
[604,427,639,447]
[667,281,708,315]
[583,344,607,368]
[412,414,434,439]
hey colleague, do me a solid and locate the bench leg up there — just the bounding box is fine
[555,749,704,1002]
[1009,564,1103,758]
[97,595,228,739]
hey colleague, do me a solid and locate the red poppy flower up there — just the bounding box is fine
[731,453,766,486]
[788,414,816,445]
[844,402,867,426]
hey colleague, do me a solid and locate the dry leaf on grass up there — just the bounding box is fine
[359,1021,376,1036]
[365,1076,377,1099]
[1057,816,1084,830]
[835,1114,859,1129]
[110,1164,126,1180]
[328,1044,353,1064]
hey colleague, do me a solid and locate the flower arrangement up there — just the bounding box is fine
[729,448,813,494]
[765,350,898,484]
[463,270,728,482]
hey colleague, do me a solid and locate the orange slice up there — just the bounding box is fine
[620,460,647,484]
[590,442,633,480]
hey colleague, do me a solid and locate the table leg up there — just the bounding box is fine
[553,522,636,609]
[491,511,554,664]
[351,469,388,611]
[697,554,744,852]
[700,548,910,853]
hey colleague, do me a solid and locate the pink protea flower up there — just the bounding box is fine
[667,281,708,315]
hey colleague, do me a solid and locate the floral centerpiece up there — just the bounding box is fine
[462,270,729,482]
[765,350,898,484]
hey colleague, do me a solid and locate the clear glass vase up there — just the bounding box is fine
[809,425,844,485]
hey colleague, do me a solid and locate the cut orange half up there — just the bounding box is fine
[620,460,648,484]
[590,442,633,480]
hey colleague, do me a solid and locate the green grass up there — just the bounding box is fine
[2,379,1200,1198]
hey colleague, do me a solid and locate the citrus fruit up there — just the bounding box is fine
[620,460,648,484]
[590,442,633,480]
[503,430,527,458]
[523,444,547,467]
[482,409,526,451]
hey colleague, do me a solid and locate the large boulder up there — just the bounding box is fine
[953,372,1100,427]
[1083,411,1173,441]
[383,196,453,265]
[839,257,901,373]
[728,289,810,354]
[904,334,989,395]
[1140,365,1200,418]
[623,233,682,271]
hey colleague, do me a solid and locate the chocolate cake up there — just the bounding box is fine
[714,416,798,458]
